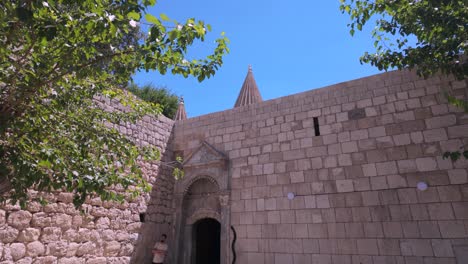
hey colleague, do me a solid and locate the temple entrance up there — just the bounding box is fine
[193,218,220,264]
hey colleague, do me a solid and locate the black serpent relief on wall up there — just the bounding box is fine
[231,225,237,264]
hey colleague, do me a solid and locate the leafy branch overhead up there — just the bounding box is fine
[0,0,229,207]
[340,0,467,80]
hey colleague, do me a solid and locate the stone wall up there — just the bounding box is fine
[173,70,468,264]
[0,97,175,264]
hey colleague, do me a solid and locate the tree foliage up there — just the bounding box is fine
[340,0,467,80]
[0,0,229,207]
[127,83,179,118]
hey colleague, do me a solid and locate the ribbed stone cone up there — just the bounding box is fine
[234,65,263,108]
[173,97,187,120]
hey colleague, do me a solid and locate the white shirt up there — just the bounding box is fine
[152,241,168,263]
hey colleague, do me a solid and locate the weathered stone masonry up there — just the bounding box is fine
[1,69,468,264]
[172,70,468,264]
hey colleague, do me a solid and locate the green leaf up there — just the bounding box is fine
[127,11,141,20]
[160,13,170,21]
[145,13,159,24]
[38,160,52,169]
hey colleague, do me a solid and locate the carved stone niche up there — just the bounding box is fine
[171,141,231,264]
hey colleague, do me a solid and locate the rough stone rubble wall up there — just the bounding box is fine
[0,97,175,264]
[173,70,468,264]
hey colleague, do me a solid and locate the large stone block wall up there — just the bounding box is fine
[0,97,175,264]
[173,70,468,264]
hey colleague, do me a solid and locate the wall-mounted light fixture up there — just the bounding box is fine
[417,182,428,191]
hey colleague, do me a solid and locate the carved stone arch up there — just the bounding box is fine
[186,208,221,225]
[182,175,219,196]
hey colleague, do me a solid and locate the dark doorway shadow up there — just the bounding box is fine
[194,218,220,264]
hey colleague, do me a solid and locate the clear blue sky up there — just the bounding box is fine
[133,0,382,118]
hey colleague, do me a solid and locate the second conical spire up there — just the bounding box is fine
[234,65,263,108]
[173,97,187,120]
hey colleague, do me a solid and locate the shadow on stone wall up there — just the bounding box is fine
[131,131,176,264]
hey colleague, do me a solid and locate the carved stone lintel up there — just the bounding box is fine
[219,195,229,207]
[183,141,227,169]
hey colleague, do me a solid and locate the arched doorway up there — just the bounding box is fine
[193,218,220,264]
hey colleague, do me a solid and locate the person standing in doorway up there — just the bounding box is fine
[152,234,168,264]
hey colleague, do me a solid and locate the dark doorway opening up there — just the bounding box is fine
[194,218,220,264]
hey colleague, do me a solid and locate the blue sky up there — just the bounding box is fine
[133,0,382,118]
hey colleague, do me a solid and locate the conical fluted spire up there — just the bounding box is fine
[234,65,263,108]
[173,97,187,121]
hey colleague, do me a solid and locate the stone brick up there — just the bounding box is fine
[398,188,418,204]
[452,202,468,219]
[377,239,401,255]
[389,205,412,221]
[400,239,434,256]
[410,204,430,220]
[387,174,407,188]
[418,221,441,238]
[27,241,45,257]
[371,176,388,190]
[316,195,330,208]
[7,210,32,230]
[290,171,305,183]
[276,224,293,238]
[393,133,411,146]
[431,239,454,257]
[448,169,468,184]
[426,115,457,129]
[362,191,380,206]
[265,198,277,211]
[423,128,448,142]
[369,126,386,138]
[9,243,26,260]
[362,164,377,177]
[376,161,398,175]
[402,221,420,238]
[295,210,312,224]
[417,188,440,203]
[438,220,467,238]
[357,239,379,255]
[324,156,337,168]
[364,222,384,238]
[304,196,316,209]
[267,211,281,224]
[275,254,293,264]
[17,228,40,242]
[382,222,403,238]
[415,157,438,172]
[437,186,462,202]
[448,124,468,139]
[335,208,353,222]
[353,178,371,191]
[336,180,354,193]
[308,224,328,238]
[370,206,391,221]
[342,141,358,153]
[302,239,319,253]
[366,149,387,163]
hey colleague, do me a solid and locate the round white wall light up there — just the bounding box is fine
[417,182,428,191]
[287,192,295,200]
